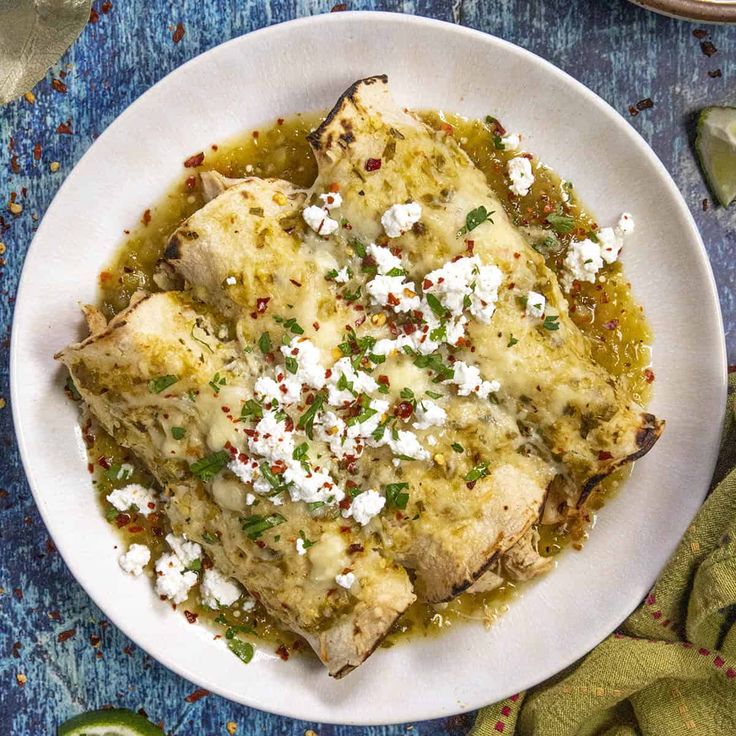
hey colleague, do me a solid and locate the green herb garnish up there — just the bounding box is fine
[451,442,465,453]
[171,426,186,440]
[208,372,226,393]
[543,315,560,331]
[464,462,489,483]
[546,213,575,234]
[240,399,263,421]
[148,375,178,394]
[284,356,298,374]
[458,206,494,236]
[507,334,519,347]
[297,390,326,439]
[228,639,254,664]
[190,450,230,481]
[258,332,272,354]
[384,482,409,510]
[241,513,286,540]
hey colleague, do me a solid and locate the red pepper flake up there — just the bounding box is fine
[348,543,364,554]
[701,41,717,57]
[114,513,131,528]
[635,98,653,112]
[13,588,23,601]
[377,374,390,386]
[10,156,19,174]
[49,610,62,621]
[395,401,414,419]
[184,175,197,191]
[597,451,613,461]
[275,644,290,661]
[643,368,655,384]
[89,7,99,22]
[331,2,348,10]
[184,610,198,624]
[122,645,134,656]
[256,296,270,314]
[277,117,285,126]
[628,106,639,117]
[466,480,477,490]
[365,158,382,172]
[11,642,22,658]
[33,143,42,161]
[57,628,76,643]
[51,79,68,94]
[184,688,209,703]
[56,121,73,135]
[183,151,204,168]
[312,321,320,331]
[97,455,112,469]
[172,23,186,44]
[128,525,144,534]
[284,415,294,432]
[693,29,708,39]
[101,1,113,12]
[439,122,454,135]
[141,209,151,226]
[602,319,619,330]
[89,634,101,647]
[708,69,722,78]
[702,198,709,211]
[289,278,302,287]
[338,497,351,510]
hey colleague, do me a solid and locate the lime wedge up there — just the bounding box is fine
[57,708,162,736]
[695,106,736,207]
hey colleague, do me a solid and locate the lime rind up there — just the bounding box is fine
[57,708,162,736]
[695,106,736,207]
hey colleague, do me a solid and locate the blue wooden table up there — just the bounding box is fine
[0,2,733,734]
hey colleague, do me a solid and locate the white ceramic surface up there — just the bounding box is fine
[11,12,727,726]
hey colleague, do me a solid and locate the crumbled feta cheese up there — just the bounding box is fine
[427,435,437,446]
[115,463,134,481]
[248,411,296,463]
[245,493,256,506]
[507,156,535,197]
[346,489,386,526]
[413,400,447,430]
[500,132,521,150]
[617,212,635,235]
[241,596,256,611]
[319,192,342,210]
[423,256,503,323]
[154,552,198,604]
[366,274,421,313]
[165,534,202,567]
[560,181,571,204]
[326,357,379,406]
[381,202,422,238]
[296,537,307,556]
[315,411,358,459]
[282,462,344,505]
[107,484,157,517]
[118,543,150,576]
[561,238,603,289]
[280,337,326,389]
[254,375,285,405]
[335,572,356,589]
[367,243,403,275]
[333,266,350,284]
[449,361,501,399]
[526,291,546,320]
[224,275,237,286]
[383,429,430,461]
[597,228,622,265]
[200,568,241,609]
[229,456,258,485]
[303,205,339,236]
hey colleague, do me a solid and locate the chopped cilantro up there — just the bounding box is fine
[208,372,226,393]
[458,206,494,236]
[258,332,272,354]
[464,462,489,482]
[292,442,309,462]
[546,213,575,234]
[543,315,560,331]
[400,387,415,399]
[425,292,447,319]
[241,513,286,540]
[202,531,219,544]
[284,356,298,374]
[298,529,315,549]
[425,390,443,400]
[451,442,465,453]
[351,238,367,258]
[297,390,326,439]
[190,450,230,481]
[171,426,186,440]
[384,482,410,510]
[385,267,405,277]
[274,316,304,335]
[228,639,254,664]
[240,399,263,421]
[507,334,519,347]
[342,285,362,302]
[149,375,178,394]
[325,269,339,281]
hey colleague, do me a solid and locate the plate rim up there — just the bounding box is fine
[629,0,736,23]
[9,10,728,725]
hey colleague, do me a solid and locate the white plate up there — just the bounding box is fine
[11,11,727,726]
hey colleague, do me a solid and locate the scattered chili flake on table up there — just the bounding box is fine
[628,106,639,117]
[50,162,60,173]
[701,41,717,57]
[24,92,35,104]
[89,7,99,23]
[101,0,112,12]
[226,723,238,735]
[11,642,22,658]
[51,79,68,94]
[703,198,709,211]
[275,643,290,661]
[708,69,722,78]
[10,156,19,174]
[331,2,348,10]
[141,209,152,226]
[636,98,653,111]
[16,673,27,687]
[184,688,209,703]
[183,610,198,624]
[56,121,73,135]
[172,23,185,44]
[57,628,76,643]
[183,151,204,168]
[644,368,655,384]
[33,143,42,161]
[693,29,708,40]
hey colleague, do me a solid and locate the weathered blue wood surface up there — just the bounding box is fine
[0,2,733,734]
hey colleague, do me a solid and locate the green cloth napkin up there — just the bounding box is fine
[472,374,736,736]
